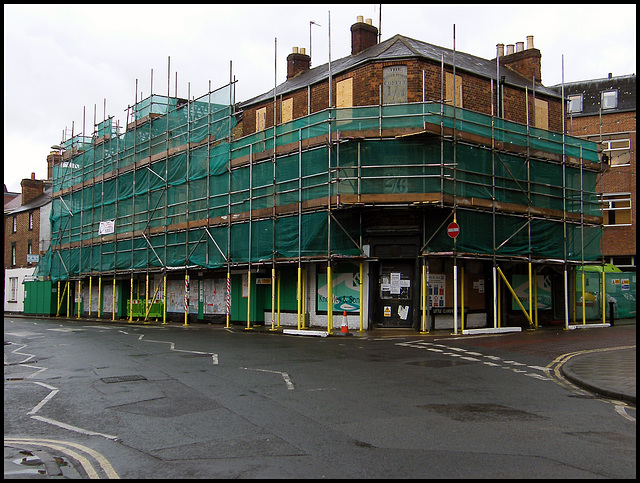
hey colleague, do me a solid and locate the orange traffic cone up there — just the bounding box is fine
[341,310,349,334]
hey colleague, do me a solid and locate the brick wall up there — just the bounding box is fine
[238,57,563,136]
[568,110,637,258]
[4,209,41,269]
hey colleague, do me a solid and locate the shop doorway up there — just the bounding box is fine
[374,260,415,328]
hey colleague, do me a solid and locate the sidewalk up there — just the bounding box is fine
[561,345,636,405]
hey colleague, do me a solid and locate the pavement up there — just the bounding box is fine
[561,344,636,405]
[3,315,636,478]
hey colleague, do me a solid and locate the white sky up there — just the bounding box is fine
[4,3,636,193]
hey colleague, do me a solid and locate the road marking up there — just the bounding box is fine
[396,341,551,381]
[27,382,59,415]
[240,367,295,390]
[135,334,219,364]
[546,345,636,421]
[5,437,120,479]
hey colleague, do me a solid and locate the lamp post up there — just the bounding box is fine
[310,20,321,66]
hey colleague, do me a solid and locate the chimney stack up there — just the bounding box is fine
[351,15,378,55]
[497,36,542,83]
[286,46,311,80]
[20,175,45,205]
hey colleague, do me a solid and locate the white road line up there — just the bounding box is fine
[27,382,59,415]
[239,367,295,390]
[135,334,218,364]
[30,415,118,441]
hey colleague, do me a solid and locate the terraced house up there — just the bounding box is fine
[31,17,609,333]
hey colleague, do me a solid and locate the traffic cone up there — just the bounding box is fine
[341,310,349,334]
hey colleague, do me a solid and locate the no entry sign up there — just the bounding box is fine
[447,221,460,238]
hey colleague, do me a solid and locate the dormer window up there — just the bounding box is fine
[601,90,617,110]
[567,94,583,113]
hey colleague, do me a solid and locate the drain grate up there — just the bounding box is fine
[100,375,147,384]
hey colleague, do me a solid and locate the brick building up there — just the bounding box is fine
[550,74,636,271]
[40,17,604,330]
[4,173,52,312]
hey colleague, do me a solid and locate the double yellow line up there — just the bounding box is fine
[4,437,119,479]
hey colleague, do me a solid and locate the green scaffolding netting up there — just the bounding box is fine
[46,100,602,282]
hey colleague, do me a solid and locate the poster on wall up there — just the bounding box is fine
[202,278,226,314]
[167,278,197,313]
[317,267,360,313]
[512,274,552,310]
[428,274,446,308]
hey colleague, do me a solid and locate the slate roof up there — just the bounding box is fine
[4,185,52,215]
[240,33,560,108]
[548,74,636,116]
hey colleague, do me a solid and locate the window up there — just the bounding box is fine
[11,244,16,266]
[255,107,266,132]
[336,78,353,108]
[445,72,463,107]
[12,215,17,233]
[534,98,548,130]
[28,212,33,230]
[586,133,631,166]
[601,90,617,110]
[567,94,583,113]
[282,98,293,123]
[602,138,631,166]
[599,193,632,225]
[9,277,19,302]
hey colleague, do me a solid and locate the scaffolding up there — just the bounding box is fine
[39,74,610,328]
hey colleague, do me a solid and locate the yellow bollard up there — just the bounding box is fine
[359,262,364,332]
[245,270,252,330]
[327,265,333,333]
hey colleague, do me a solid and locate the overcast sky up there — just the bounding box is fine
[4,4,636,193]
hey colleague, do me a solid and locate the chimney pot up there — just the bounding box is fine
[497,43,505,57]
[31,172,35,180]
[365,18,372,25]
[526,35,534,49]
[357,15,364,23]
[286,48,311,79]
[608,73,612,79]
[506,44,515,55]
[516,41,524,53]
[351,16,379,55]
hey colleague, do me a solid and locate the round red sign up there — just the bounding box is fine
[447,222,460,238]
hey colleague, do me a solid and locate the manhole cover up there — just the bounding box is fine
[100,375,147,384]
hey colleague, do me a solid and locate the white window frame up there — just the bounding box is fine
[9,277,19,302]
[601,89,618,110]
[599,192,632,226]
[567,94,583,113]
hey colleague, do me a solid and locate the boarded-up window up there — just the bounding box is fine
[445,72,462,107]
[256,107,266,131]
[534,98,548,130]
[336,78,353,108]
[282,98,293,123]
[599,193,632,225]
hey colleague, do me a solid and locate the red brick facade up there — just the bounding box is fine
[568,110,636,260]
[4,207,41,269]
[237,57,562,138]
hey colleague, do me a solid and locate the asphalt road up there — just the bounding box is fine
[4,316,636,478]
